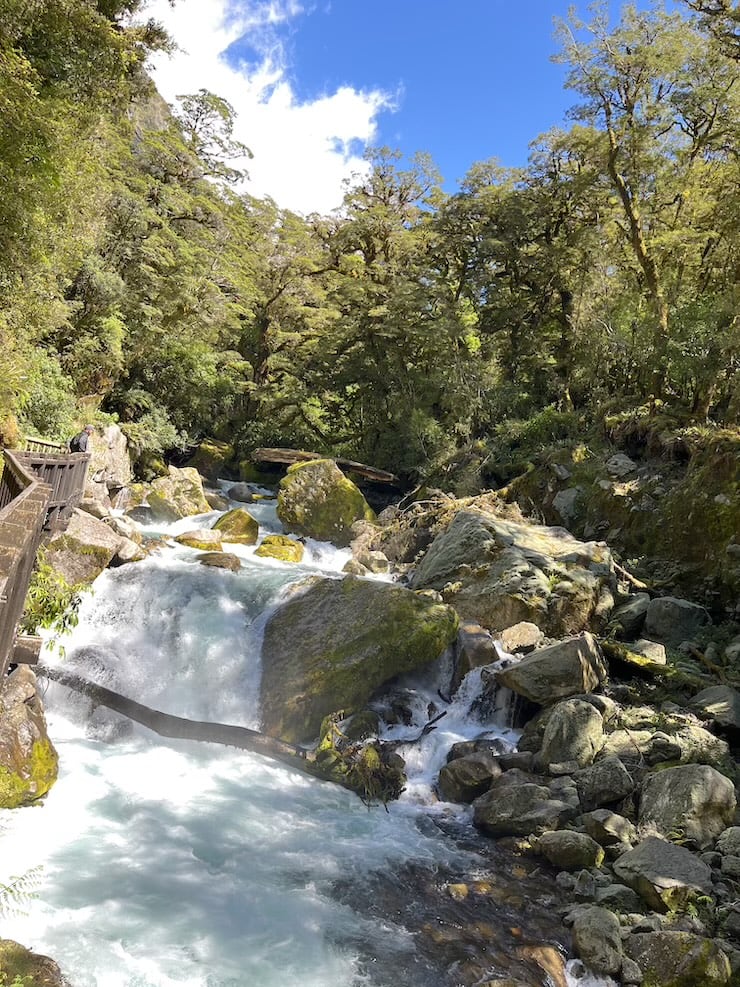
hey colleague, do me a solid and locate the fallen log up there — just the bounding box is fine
[38,664,405,802]
[251,448,399,485]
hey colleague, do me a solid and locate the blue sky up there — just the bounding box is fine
[147,0,680,212]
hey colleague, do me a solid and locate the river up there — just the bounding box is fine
[0,496,614,987]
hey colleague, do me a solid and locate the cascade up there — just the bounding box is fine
[0,496,616,987]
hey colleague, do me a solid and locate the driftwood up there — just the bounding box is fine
[38,664,406,802]
[251,448,398,485]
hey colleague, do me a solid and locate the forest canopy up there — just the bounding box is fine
[0,0,737,480]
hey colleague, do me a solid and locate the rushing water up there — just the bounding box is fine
[0,495,616,987]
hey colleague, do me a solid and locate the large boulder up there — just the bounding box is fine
[146,466,211,522]
[691,685,740,731]
[570,906,622,976]
[260,576,458,742]
[254,534,304,563]
[472,772,576,837]
[638,763,736,848]
[212,507,259,545]
[437,752,501,803]
[612,836,713,911]
[536,698,604,770]
[83,423,133,510]
[495,633,608,705]
[0,667,58,808]
[184,439,236,482]
[410,510,616,637]
[276,459,375,546]
[574,755,635,812]
[624,931,731,987]
[45,508,132,584]
[535,832,605,871]
[0,940,69,986]
[644,596,711,645]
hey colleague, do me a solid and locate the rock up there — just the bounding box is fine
[535,831,604,870]
[0,939,70,986]
[356,549,389,574]
[472,773,575,837]
[343,559,369,576]
[574,755,634,811]
[342,710,381,741]
[495,633,608,705]
[146,466,212,522]
[185,440,235,482]
[83,423,133,510]
[437,753,502,803]
[620,956,643,985]
[205,491,230,511]
[582,809,638,847]
[624,931,731,987]
[692,685,740,731]
[717,827,740,857]
[0,667,58,808]
[606,453,638,477]
[629,639,667,663]
[612,836,713,912]
[212,507,259,545]
[45,508,125,584]
[103,514,142,544]
[553,487,581,522]
[571,905,622,975]
[537,698,604,770]
[276,459,375,547]
[609,593,651,638]
[260,576,458,742]
[595,883,644,911]
[454,621,499,689]
[645,596,711,646]
[197,552,241,572]
[112,535,147,565]
[226,482,255,503]
[254,534,304,563]
[639,764,736,848]
[175,529,223,552]
[499,621,544,654]
[410,511,616,638]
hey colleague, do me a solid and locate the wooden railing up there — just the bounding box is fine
[0,450,51,678]
[16,444,90,533]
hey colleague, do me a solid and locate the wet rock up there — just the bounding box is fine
[495,633,608,706]
[343,559,369,576]
[277,459,375,547]
[624,931,731,987]
[197,552,241,572]
[0,667,58,808]
[536,698,604,770]
[574,755,634,812]
[356,549,389,573]
[499,621,544,654]
[213,507,259,545]
[454,621,499,688]
[175,528,223,551]
[0,939,70,986]
[254,534,304,562]
[472,773,575,837]
[535,831,604,871]
[691,685,740,731]
[146,465,212,521]
[437,753,501,803]
[644,596,711,646]
[612,836,713,912]
[581,809,637,847]
[571,905,623,976]
[446,739,509,762]
[226,482,255,503]
[260,576,458,742]
[609,592,650,638]
[639,764,736,849]
[620,956,643,986]
[205,490,230,511]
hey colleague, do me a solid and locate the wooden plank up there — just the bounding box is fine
[251,447,399,484]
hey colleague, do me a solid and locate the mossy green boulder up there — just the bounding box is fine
[624,931,731,987]
[0,939,68,986]
[213,507,259,545]
[185,439,236,482]
[146,466,212,522]
[260,576,459,742]
[276,459,376,547]
[175,529,223,551]
[255,534,304,562]
[0,667,58,808]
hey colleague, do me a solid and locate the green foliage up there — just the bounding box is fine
[21,554,87,648]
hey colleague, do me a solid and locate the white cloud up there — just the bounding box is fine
[141,0,394,214]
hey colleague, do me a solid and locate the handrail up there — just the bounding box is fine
[14,449,90,533]
[25,437,66,453]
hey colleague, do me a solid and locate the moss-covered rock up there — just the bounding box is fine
[260,576,458,742]
[212,507,259,545]
[254,534,304,562]
[146,466,212,522]
[624,931,731,987]
[185,439,236,482]
[0,939,68,986]
[175,529,223,551]
[277,459,376,547]
[44,508,123,585]
[0,667,58,808]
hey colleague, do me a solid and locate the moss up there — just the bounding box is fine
[176,535,223,552]
[277,459,375,546]
[0,767,30,809]
[254,534,304,563]
[213,507,259,545]
[0,741,58,809]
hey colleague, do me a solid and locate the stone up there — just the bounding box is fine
[571,905,622,975]
[454,621,499,689]
[226,482,255,503]
[609,593,651,638]
[612,836,713,912]
[472,773,575,837]
[553,487,581,522]
[645,596,711,646]
[499,621,544,654]
[197,552,241,572]
[581,809,637,847]
[691,685,740,731]
[638,764,736,848]
[103,514,142,544]
[276,459,375,547]
[629,638,667,663]
[495,633,608,706]
[0,667,58,808]
[606,453,638,477]
[213,507,259,545]
[112,536,147,565]
[356,549,389,574]
[185,440,235,482]
[0,939,69,986]
[260,576,458,742]
[343,559,368,576]
[175,529,223,551]
[574,755,634,811]
[45,508,125,585]
[537,698,604,770]
[437,753,502,803]
[624,931,731,987]
[620,956,643,985]
[716,827,740,857]
[254,534,304,563]
[535,831,604,871]
[146,465,212,522]
[594,883,644,912]
[205,491,230,511]
[409,510,616,638]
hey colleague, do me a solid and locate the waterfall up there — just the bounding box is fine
[0,500,616,987]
